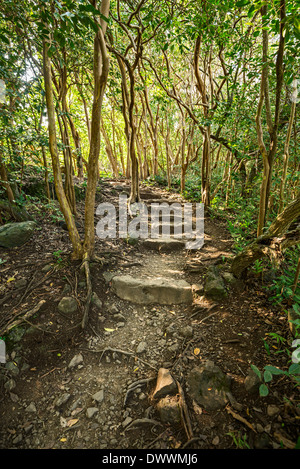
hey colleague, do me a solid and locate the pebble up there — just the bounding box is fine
[4,378,16,391]
[68,353,83,369]
[136,341,147,354]
[122,416,133,427]
[86,407,99,419]
[55,393,71,408]
[92,390,104,403]
[267,405,280,417]
[25,402,37,413]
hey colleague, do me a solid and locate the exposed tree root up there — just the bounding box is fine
[81,255,93,329]
[0,300,46,336]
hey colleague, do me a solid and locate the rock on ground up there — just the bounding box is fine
[186,360,231,411]
[204,265,227,300]
[0,221,37,248]
[111,275,193,305]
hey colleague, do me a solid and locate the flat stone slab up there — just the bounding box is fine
[142,238,186,252]
[111,275,193,305]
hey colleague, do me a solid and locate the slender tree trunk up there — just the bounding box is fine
[0,154,14,203]
[278,77,297,213]
[257,1,285,235]
[66,103,84,180]
[43,39,82,260]
[194,36,211,207]
[126,65,140,203]
[83,0,110,258]
[101,117,119,177]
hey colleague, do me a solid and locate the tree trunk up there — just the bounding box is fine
[101,117,119,177]
[231,192,300,278]
[278,77,297,213]
[256,1,285,235]
[42,39,83,260]
[82,0,110,259]
[194,36,211,207]
[126,65,140,203]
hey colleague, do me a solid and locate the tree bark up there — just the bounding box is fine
[42,38,82,259]
[83,0,110,259]
[278,77,297,213]
[256,1,286,235]
[231,192,300,278]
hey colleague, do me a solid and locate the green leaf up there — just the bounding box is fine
[288,363,300,375]
[247,4,256,18]
[259,384,269,397]
[264,365,286,375]
[0,33,9,45]
[236,0,250,7]
[263,370,273,383]
[250,364,261,379]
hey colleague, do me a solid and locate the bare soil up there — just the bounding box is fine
[0,179,299,451]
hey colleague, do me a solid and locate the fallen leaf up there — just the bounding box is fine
[67,418,78,427]
[194,348,200,356]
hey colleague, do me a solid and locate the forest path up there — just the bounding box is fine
[0,178,296,450]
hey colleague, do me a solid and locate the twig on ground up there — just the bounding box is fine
[177,380,194,441]
[0,299,46,336]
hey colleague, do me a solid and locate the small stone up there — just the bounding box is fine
[25,402,37,413]
[54,393,71,408]
[58,297,77,315]
[92,390,104,403]
[103,272,117,283]
[14,278,27,288]
[244,369,261,394]
[4,378,16,391]
[10,393,19,402]
[136,341,147,354]
[212,436,220,446]
[114,313,126,321]
[68,353,83,369]
[256,423,264,433]
[109,304,119,314]
[91,292,103,309]
[179,325,193,338]
[204,265,227,300]
[12,434,23,445]
[153,368,177,399]
[192,284,204,295]
[86,407,99,419]
[122,416,133,427]
[156,395,181,424]
[186,361,231,411]
[267,405,280,417]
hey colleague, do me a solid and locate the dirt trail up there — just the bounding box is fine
[0,179,298,450]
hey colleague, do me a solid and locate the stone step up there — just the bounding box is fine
[111,275,193,305]
[142,238,186,252]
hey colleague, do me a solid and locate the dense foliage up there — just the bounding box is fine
[0,0,299,393]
